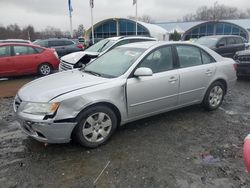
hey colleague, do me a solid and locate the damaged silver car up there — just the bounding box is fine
[14,41,237,148]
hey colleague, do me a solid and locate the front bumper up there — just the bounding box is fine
[17,115,77,144]
[59,60,74,71]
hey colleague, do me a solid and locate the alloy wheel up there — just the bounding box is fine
[82,112,112,143]
[40,64,51,75]
[209,85,223,108]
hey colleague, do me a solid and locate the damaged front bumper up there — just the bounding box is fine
[16,113,77,144]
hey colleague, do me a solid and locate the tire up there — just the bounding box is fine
[73,105,117,148]
[38,63,52,76]
[202,81,225,111]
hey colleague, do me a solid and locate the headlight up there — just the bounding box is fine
[22,102,60,115]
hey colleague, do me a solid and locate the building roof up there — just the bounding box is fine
[137,21,168,36]
[155,19,250,33]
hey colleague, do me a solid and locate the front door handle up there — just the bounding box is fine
[169,76,178,83]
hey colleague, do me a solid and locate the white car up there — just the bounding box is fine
[59,36,156,71]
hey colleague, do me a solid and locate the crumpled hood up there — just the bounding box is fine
[18,70,109,102]
[61,51,100,64]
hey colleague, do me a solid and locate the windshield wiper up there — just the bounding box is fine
[83,70,101,77]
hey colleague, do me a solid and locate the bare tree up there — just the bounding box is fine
[0,24,73,41]
[77,24,85,37]
[182,2,250,21]
[128,15,154,23]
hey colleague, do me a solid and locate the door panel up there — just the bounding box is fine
[126,45,179,118]
[127,71,179,117]
[0,46,14,76]
[0,57,15,76]
[48,41,66,57]
[216,38,230,57]
[13,46,40,75]
[175,45,216,106]
[178,64,216,105]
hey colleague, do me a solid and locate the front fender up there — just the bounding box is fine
[52,80,128,123]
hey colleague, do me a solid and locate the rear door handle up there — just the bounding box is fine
[205,69,213,75]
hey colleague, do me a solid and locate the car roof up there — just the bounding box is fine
[199,35,243,39]
[0,39,31,43]
[38,38,73,41]
[107,36,156,41]
[0,42,46,49]
[120,41,209,49]
[119,41,159,49]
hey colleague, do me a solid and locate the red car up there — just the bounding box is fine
[0,43,59,77]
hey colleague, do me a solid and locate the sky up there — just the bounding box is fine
[0,0,249,31]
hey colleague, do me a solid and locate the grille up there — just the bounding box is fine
[60,60,74,71]
[238,56,250,62]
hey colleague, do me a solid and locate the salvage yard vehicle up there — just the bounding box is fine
[33,38,84,57]
[233,49,250,78]
[0,43,59,77]
[14,41,237,148]
[59,36,157,71]
[195,35,245,58]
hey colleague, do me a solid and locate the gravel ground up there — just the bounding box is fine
[0,78,250,188]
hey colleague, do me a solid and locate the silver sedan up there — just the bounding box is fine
[14,41,237,148]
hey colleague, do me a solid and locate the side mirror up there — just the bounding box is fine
[134,67,153,77]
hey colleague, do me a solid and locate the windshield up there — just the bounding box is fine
[84,47,145,78]
[85,39,116,53]
[196,37,219,48]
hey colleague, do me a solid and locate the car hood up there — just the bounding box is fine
[18,70,109,102]
[61,51,100,64]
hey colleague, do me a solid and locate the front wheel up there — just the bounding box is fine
[203,81,225,111]
[38,63,52,76]
[73,105,118,148]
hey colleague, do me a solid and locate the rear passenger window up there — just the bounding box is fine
[34,47,44,53]
[176,45,202,68]
[33,40,48,47]
[139,46,173,73]
[49,41,65,47]
[0,46,11,57]
[64,40,74,45]
[235,37,243,44]
[14,46,37,55]
[218,38,227,46]
[201,50,215,64]
[227,38,237,45]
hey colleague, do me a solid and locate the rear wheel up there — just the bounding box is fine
[203,81,225,111]
[38,63,52,76]
[73,105,117,148]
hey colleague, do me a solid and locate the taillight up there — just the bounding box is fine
[233,63,237,71]
[77,44,84,49]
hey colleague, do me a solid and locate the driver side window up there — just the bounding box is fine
[138,46,173,73]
